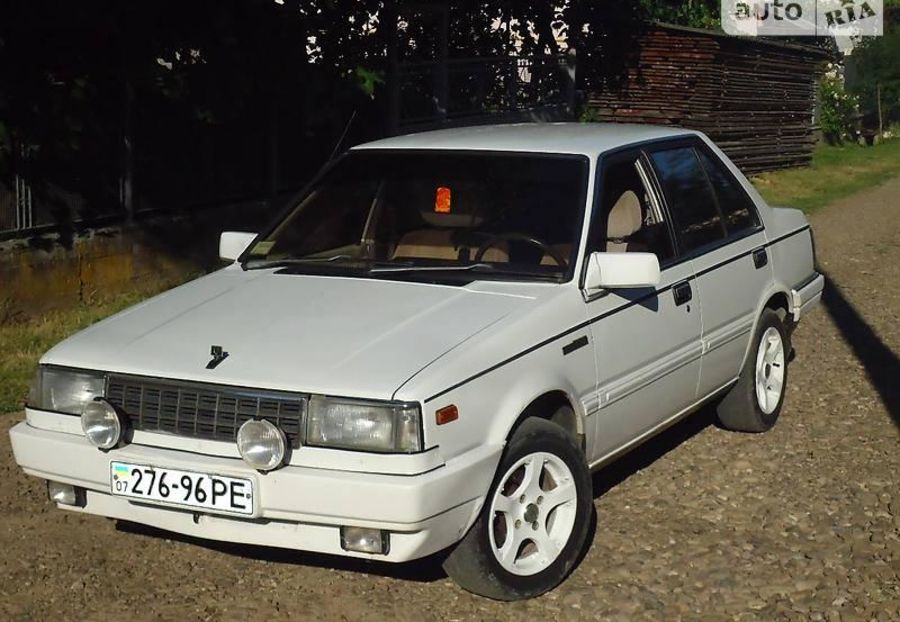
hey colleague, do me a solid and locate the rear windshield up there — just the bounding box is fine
[245,150,589,283]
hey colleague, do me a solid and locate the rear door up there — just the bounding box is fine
[646,141,770,399]
[585,148,703,463]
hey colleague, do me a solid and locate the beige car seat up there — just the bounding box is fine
[392,230,509,262]
[540,244,572,266]
[606,190,643,252]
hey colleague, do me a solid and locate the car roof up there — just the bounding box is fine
[353,122,698,157]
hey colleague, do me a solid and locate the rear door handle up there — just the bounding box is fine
[673,280,692,306]
[752,247,768,269]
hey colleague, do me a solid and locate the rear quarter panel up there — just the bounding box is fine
[765,207,816,293]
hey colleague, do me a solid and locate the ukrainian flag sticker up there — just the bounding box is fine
[112,463,130,481]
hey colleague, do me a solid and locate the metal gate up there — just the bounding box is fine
[0,175,37,237]
[1,141,40,237]
[0,174,31,236]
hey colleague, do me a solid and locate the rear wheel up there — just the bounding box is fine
[442,417,593,600]
[717,307,790,432]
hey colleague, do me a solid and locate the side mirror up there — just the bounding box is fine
[219,231,257,262]
[584,252,661,291]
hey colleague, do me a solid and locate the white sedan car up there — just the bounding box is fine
[11,123,823,600]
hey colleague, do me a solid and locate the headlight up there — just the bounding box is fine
[306,396,422,453]
[29,367,106,415]
[236,419,287,471]
[81,399,124,449]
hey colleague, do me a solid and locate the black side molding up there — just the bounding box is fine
[424,226,814,404]
[562,335,589,356]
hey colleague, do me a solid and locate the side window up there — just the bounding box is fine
[696,149,760,234]
[586,154,675,263]
[649,147,725,253]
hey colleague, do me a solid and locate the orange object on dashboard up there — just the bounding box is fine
[435,186,452,213]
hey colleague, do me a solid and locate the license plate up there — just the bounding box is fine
[110,461,254,516]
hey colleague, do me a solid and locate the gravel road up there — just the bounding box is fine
[2,178,898,621]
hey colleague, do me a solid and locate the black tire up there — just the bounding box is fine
[717,307,791,432]
[442,417,593,600]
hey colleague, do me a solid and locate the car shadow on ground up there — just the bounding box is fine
[116,407,719,586]
[115,520,451,583]
[591,405,718,499]
[819,269,900,428]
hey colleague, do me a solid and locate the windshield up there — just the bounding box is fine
[244,150,589,283]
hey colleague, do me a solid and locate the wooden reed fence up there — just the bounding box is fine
[585,23,831,173]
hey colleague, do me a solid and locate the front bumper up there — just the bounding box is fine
[9,421,502,562]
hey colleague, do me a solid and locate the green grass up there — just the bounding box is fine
[751,138,900,212]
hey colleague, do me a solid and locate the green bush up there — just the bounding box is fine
[819,63,860,144]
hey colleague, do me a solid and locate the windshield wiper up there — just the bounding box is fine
[367,263,557,281]
[245,258,558,281]
[243,255,358,270]
[367,262,496,274]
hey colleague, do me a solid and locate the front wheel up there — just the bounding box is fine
[442,417,593,600]
[717,307,790,432]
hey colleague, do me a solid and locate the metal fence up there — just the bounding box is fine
[0,175,40,237]
[2,53,578,240]
[0,174,113,239]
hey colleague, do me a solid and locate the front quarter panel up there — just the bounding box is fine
[395,285,596,462]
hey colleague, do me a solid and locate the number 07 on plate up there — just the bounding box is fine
[110,461,254,516]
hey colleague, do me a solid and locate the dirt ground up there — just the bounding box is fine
[2,178,898,621]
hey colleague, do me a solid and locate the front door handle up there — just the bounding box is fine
[673,280,692,306]
[752,247,768,269]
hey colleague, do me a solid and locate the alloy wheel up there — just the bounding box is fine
[487,451,578,576]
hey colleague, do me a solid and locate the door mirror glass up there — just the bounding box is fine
[219,231,257,262]
[584,252,661,291]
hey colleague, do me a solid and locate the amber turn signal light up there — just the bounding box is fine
[436,404,458,425]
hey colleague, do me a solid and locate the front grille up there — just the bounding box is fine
[105,375,307,448]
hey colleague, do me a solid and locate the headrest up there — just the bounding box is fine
[607,190,642,239]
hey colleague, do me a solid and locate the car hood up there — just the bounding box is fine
[42,268,536,400]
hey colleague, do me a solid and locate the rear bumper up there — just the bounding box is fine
[9,421,501,562]
[791,273,824,321]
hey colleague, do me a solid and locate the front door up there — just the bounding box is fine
[585,150,703,463]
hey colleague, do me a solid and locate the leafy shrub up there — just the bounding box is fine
[819,63,860,144]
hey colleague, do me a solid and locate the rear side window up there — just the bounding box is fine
[649,147,725,252]
[697,149,760,234]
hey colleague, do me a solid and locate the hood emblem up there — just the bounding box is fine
[206,345,229,369]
